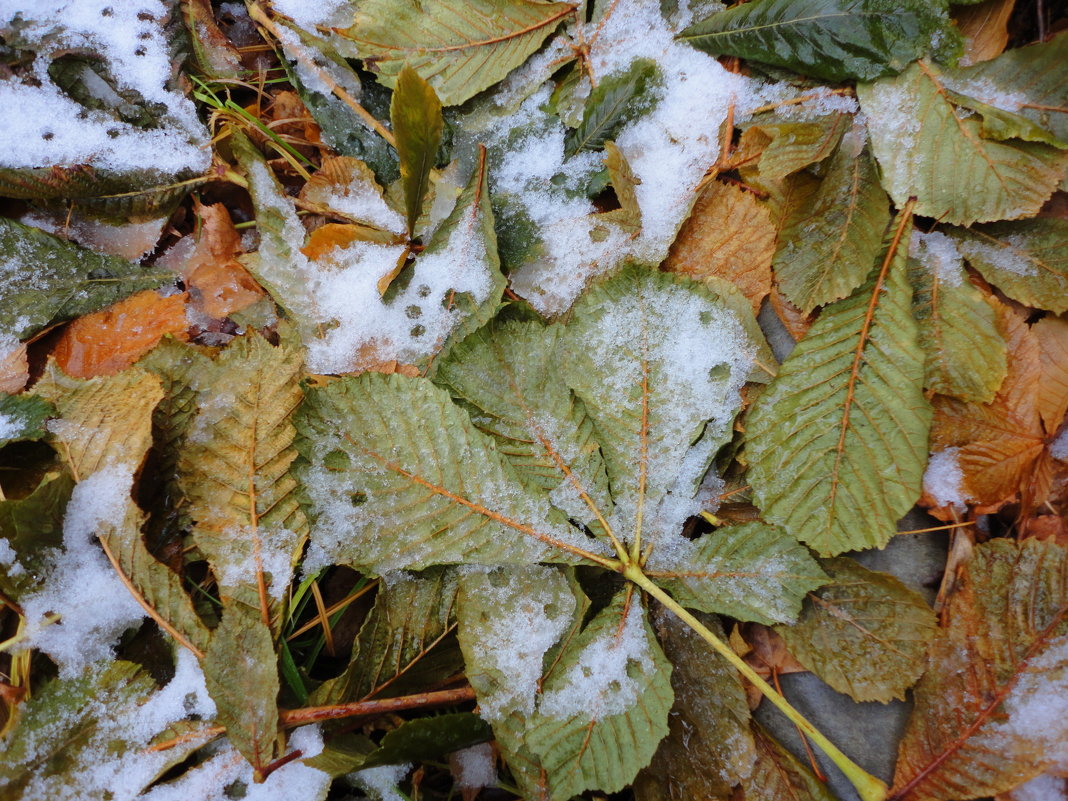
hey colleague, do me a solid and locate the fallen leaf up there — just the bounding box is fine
[955,0,1015,65]
[0,340,29,394]
[183,202,264,319]
[664,179,774,314]
[52,290,191,379]
[1034,314,1068,434]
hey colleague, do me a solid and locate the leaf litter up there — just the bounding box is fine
[0,1,1066,801]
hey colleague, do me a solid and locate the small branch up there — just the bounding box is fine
[278,686,477,726]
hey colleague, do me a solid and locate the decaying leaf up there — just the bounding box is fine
[955,0,1015,65]
[664,179,773,314]
[892,538,1068,801]
[775,558,937,703]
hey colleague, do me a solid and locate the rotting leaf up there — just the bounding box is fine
[891,538,1068,801]
[747,209,932,555]
[775,557,937,704]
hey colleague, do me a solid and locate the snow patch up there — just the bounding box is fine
[923,448,967,511]
[1005,634,1068,771]
[350,763,413,801]
[1050,427,1068,462]
[956,235,1036,277]
[911,230,965,287]
[452,743,496,790]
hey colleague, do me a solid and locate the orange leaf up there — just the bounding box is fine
[664,180,773,314]
[1035,314,1068,436]
[182,202,264,319]
[768,282,815,342]
[891,538,1068,801]
[955,0,1015,65]
[931,303,1052,510]
[53,290,191,379]
[0,341,29,394]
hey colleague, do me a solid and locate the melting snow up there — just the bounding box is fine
[349,763,412,801]
[956,234,1037,277]
[1005,634,1068,771]
[911,230,965,287]
[923,447,967,511]
[452,743,496,790]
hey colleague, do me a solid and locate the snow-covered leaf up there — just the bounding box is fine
[859,60,1068,225]
[565,59,661,156]
[775,557,937,703]
[948,218,1068,314]
[747,211,932,555]
[0,394,53,448]
[892,538,1068,800]
[0,471,72,600]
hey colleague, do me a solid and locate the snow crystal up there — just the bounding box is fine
[0,411,20,441]
[955,234,1036,277]
[469,0,754,314]
[14,649,217,801]
[20,465,147,676]
[307,172,405,233]
[350,763,412,801]
[270,0,351,30]
[1009,773,1067,801]
[923,448,967,511]
[910,230,965,287]
[271,21,362,103]
[0,0,210,176]
[940,75,1029,115]
[0,536,21,577]
[143,725,331,801]
[452,743,496,790]
[459,565,577,722]
[210,525,300,603]
[1006,634,1068,771]
[539,599,654,719]
[1051,427,1068,462]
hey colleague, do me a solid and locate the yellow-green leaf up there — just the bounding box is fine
[390,65,444,240]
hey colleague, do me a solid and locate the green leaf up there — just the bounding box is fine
[0,471,72,600]
[940,32,1068,144]
[178,334,307,622]
[775,557,937,703]
[907,232,1008,402]
[945,88,1067,148]
[202,603,280,774]
[0,216,170,339]
[0,394,54,448]
[456,565,587,799]
[360,713,492,769]
[858,60,1068,225]
[648,523,827,625]
[747,211,932,555]
[342,0,575,106]
[391,65,444,239]
[773,125,891,313]
[947,218,1068,314]
[523,591,674,801]
[295,373,598,574]
[302,732,377,778]
[679,0,954,82]
[436,319,614,534]
[892,538,1068,800]
[564,59,661,156]
[746,722,840,801]
[311,568,461,705]
[633,610,756,801]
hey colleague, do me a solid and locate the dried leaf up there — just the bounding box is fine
[740,114,850,181]
[746,722,839,801]
[183,202,264,319]
[1035,315,1068,434]
[775,557,937,703]
[955,0,1015,65]
[892,538,1068,801]
[664,180,774,314]
[53,290,191,379]
[603,141,643,235]
[0,340,29,394]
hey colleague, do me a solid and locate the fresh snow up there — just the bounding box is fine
[0,0,210,176]
[20,465,147,676]
[452,743,496,790]
[349,763,412,801]
[910,230,965,287]
[923,448,967,511]
[1005,634,1068,771]
[956,234,1037,277]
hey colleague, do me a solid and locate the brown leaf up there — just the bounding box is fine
[53,290,191,379]
[183,202,264,319]
[664,180,773,314]
[1035,314,1068,435]
[768,283,815,342]
[301,222,403,261]
[955,0,1015,65]
[891,538,1068,801]
[0,341,29,394]
[931,303,1052,510]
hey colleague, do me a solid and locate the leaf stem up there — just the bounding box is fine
[623,564,889,801]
